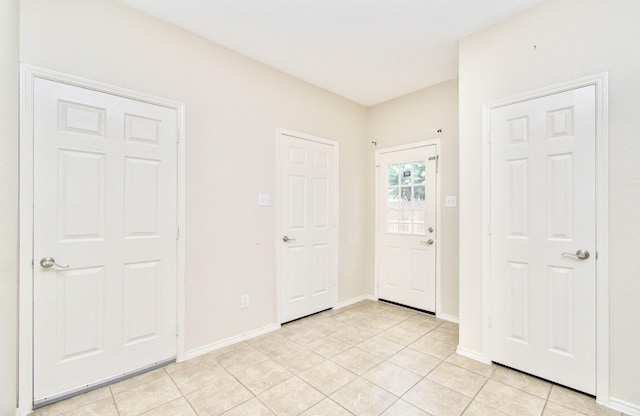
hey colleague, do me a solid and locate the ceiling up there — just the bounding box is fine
[115,0,542,106]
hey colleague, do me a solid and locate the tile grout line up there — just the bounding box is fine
[39,300,611,416]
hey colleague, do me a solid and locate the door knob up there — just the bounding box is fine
[282,235,296,243]
[39,257,69,269]
[561,250,590,260]
[420,239,434,246]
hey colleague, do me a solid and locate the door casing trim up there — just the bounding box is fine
[18,64,187,414]
[373,139,442,315]
[481,73,609,404]
[275,128,339,324]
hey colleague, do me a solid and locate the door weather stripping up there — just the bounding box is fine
[429,155,440,172]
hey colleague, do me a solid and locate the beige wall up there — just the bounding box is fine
[20,0,368,353]
[366,80,459,318]
[0,0,19,414]
[458,0,640,407]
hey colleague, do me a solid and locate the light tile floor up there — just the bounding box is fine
[32,300,625,416]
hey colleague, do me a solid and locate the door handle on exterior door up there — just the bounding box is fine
[39,257,69,269]
[561,250,590,260]
[420,239,434,246]
[282,235,296,243]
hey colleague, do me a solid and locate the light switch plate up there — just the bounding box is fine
[445,196,457,207]
[258,193,270,206]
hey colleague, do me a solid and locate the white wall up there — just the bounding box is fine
[366,80,459,318]
[0,0,19,414]
[20,0,368,354]
[458,0,640,408]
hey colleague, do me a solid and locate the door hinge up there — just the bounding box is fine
[176,226,180,240]
[176,322,179,337]
[176,130,180,143]
[488,315,492,329]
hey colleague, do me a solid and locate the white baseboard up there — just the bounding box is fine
[183,293,378,361]
[456,346,491,364]
[335,294,375,310]
[438,313,459,324]
[608,397,640,416]
[182,323,280,362]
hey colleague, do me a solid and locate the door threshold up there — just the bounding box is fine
[281,308,333,325]
[33,358,175,410]
[492,361,595,398]
[378,298,435,315]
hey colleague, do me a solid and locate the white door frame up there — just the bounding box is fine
[374,139,442,315]
[18,65,187,414]
[275,128,339,324]
[481,73,609,404]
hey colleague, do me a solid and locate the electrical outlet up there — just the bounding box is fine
[445,196,457,207]
[240,294,249,308]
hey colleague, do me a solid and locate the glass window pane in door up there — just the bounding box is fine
[388,165,399,186]
[401,164,412,185]
[401,187,412,201]
[384,159,429,235]
[388,187,399,202]
[399,223,412,233]
[414,161,426,184]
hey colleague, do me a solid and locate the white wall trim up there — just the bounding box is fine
[275,128,339,324]
[335,294,376,310]
[608,398,640,416]
[481,73,609,403]
[456,346,491,364]
[182,324,280,362]
[373,139,443,315]
[438,313,459,324]
[18,64,187,415]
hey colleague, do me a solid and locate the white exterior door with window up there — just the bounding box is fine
[278,130,338,323]
[376,144,437,312]
[490,85,597,394]
[32,78,178,404]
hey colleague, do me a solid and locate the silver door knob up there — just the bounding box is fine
[39,257,69,269]
[420,239,434,246]
[282,235,296,243]
[561,250,590,260]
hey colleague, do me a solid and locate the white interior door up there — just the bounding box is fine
[376,145,437,312]
[490,85,596,394]
[33,78,178,404]
[278,131,337,323]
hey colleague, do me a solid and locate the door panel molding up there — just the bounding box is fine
[18,65,186,414]
[481,73,609,403]
[374,139,442,315]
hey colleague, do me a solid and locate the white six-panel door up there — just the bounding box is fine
[376,145,437,312]
[490,85,596,394]
[33,78,178,403]
[278,131,337,323]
